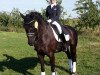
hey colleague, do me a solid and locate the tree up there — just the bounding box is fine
[74,0,100,30]
[0,12,10,26]
[9,8,23,28]
[0,8,23,32]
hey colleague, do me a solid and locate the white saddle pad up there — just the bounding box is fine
[50,26,70,42]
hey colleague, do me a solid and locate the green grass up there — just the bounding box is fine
[0,31,100,75]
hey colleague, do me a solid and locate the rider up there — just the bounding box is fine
[46,0,70,43]
[46,0,62,37]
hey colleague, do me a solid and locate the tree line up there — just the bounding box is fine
[0,8,23,32]
[0,0,99,32]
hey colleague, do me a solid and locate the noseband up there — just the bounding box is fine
[27,33,35,36]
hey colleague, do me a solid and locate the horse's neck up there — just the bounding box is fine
[38,20,46,36]
[37,19,46,32]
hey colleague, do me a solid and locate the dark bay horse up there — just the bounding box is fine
[20,12,78,75]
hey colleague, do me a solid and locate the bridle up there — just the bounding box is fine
[25,19,38,39]
[25,20,35,24]
[24,19,35,37]
[27,33,35,36]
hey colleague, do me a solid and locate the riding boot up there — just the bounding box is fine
[62,43,69,52]
[59,33,66,43]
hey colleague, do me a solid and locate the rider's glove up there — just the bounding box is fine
[47,19,52,23]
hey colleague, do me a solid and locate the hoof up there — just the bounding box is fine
[72,74,75,75]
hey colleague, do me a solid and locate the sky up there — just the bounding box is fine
[0,0,97,18]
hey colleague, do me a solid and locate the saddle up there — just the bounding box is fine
[50,23,68,43]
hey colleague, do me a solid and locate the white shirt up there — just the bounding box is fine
[51,3,57,8]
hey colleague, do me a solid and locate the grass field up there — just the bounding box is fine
[0,31,100,75]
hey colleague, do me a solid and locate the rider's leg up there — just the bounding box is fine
[52,21,62,34]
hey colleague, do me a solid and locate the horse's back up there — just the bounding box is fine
[62,25,77,34]
[62,25,78,45]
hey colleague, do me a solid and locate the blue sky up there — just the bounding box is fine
[0,0,97,18]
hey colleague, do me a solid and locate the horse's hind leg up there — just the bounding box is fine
[38,53,45,75]
[64,48,73,73]
[70,45,77,75]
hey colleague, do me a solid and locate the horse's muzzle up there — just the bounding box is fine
[28,36,36,46]
[28,42,33,46]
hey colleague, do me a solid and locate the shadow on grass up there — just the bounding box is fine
[0,54,69,75]
[0,54,39,75]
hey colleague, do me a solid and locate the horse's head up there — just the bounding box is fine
[20,12,38,46]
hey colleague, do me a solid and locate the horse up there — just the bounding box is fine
[20,11,78,75]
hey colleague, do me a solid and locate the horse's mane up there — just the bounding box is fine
[29,11,45,21]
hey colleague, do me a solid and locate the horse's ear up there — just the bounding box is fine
[20,13,25,19]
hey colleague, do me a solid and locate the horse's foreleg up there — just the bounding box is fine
[49,52,56,75]
[70,45,77,74]
[38,53,45,75]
